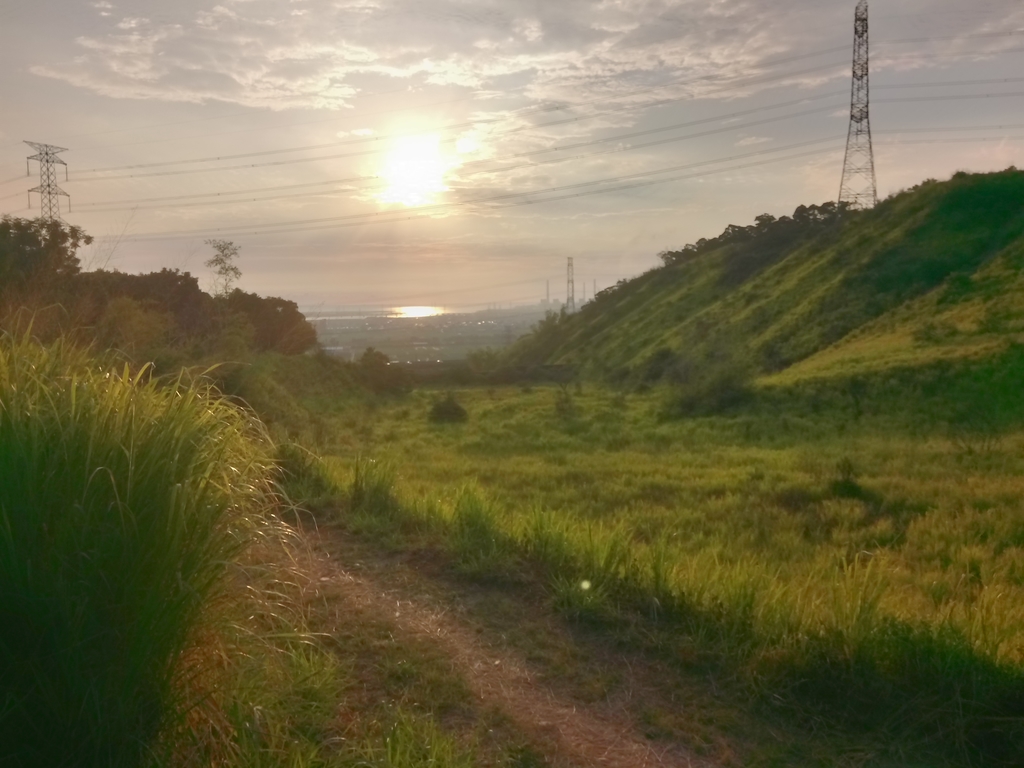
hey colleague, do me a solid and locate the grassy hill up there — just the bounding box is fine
[506,169,1024,388]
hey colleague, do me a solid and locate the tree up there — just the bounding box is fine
[225,289,317,355]
[204,239,241,296]
[0,216,91,289]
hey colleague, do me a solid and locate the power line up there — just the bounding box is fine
[64,78,1024,187]
[876,90,1024,104]
[9,86,488,151]
[76,99,848,212]
[82,130,1024,245]
[877,30,1024,46]
[876,123,1024,133]
[874,76,1024,90]
[43,52,851,158]
[67,59,857,182]
[69,101,571,175]
[72,87,1024,214]
[82,86,844,178]
[68,126,1024,228]
[8,31,1024,231]
[71,89,846,194]
[878,135,1024,146]
[95,136,847,241]
[73,176,372,208]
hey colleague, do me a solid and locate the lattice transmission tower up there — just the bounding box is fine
[566,257,575,313]
[25,141,70,221]
[838,0,877,210]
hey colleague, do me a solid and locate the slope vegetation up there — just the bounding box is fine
[506,169,1024,386]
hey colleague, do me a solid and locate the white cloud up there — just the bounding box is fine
[29,0,1024,118]
[115,17,149,30]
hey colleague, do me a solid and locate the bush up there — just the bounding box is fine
[668,357,754,416]
[0,336,275,768]
[357,347,413,395]
[429,392,468,423]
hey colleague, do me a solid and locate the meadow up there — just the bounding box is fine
[308,380,1024,765]
[4,340,1023,767]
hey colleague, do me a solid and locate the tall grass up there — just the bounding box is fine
[0,335,276,768]
[335,453,1024,764]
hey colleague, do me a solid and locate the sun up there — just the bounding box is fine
[378,134,450,207]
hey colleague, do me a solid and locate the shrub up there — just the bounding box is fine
[0,335,275,768]
[668,357,754,416]
[429,392,468,423]
[357,347,413,395]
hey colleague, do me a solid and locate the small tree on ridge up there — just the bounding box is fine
[204,239,241,297]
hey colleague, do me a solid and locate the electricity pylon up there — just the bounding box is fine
[566,257,575,313]
[838,0,878,210]
[26,141,70,221]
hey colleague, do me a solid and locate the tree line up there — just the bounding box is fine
[0,216,316,368]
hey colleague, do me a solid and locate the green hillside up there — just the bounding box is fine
[506,169,1024,387]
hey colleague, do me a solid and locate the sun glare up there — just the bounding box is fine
[378,134,449,207]
[395,306,443,318]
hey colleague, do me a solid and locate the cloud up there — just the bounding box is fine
[14,2,795,109]
[30,0,1024,120]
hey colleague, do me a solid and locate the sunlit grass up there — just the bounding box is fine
[0,335,496,768]
[320,383,1024,763]
[0,335,276,767]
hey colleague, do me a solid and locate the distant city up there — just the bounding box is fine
[306,300,564,362]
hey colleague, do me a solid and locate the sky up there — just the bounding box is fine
[1,0,1023,312]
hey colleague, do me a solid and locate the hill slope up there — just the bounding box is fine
[506,169,1024,385]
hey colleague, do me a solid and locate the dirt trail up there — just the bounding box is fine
[297,525,709,768]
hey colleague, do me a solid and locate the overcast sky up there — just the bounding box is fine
[1,0,1022,311]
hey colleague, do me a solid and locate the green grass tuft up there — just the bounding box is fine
[0,335,276,768]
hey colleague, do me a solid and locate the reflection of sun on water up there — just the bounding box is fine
[395,306,443,318]
[379,134,449,206]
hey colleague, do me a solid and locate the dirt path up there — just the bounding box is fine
[296,524,710,768]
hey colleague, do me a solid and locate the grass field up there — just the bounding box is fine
[306,381,1024,765]
[5,340,1023,766]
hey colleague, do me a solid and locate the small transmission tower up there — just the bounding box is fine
[838,0,877,209]
[566,257,576,313]
[25,141,70,221]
